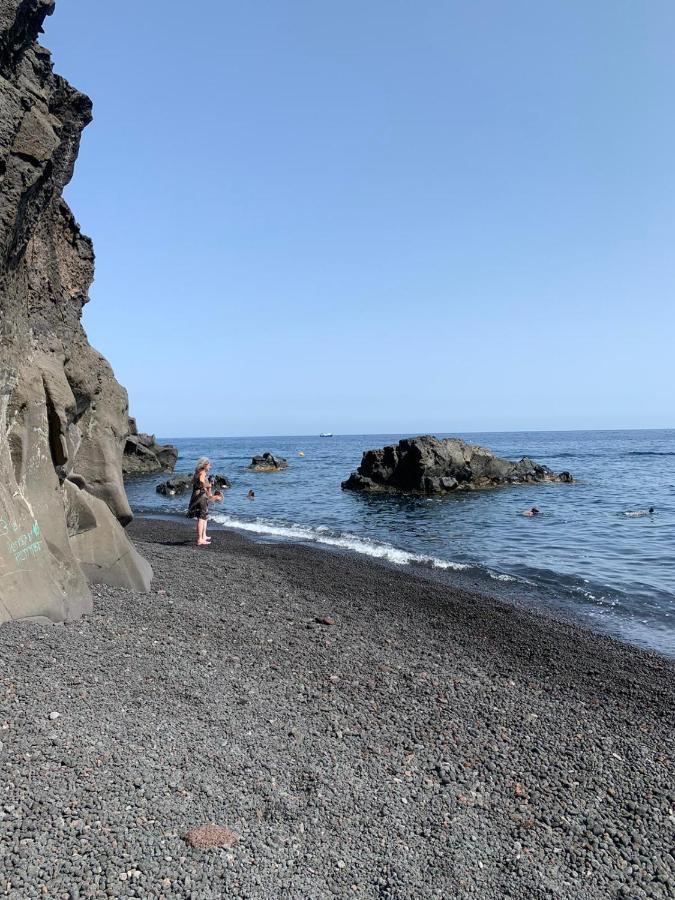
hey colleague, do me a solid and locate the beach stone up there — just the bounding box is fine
[342,435,574,495]
[0,0,152,625]
[249,452,289,471]
[184,824,238,850]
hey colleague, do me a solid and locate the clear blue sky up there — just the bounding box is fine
[45,1,674,437]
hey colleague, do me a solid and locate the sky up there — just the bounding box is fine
[44,0,675,437]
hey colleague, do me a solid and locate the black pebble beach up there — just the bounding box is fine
[0,517,673,899]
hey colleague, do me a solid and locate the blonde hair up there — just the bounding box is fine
[195,457,210,473]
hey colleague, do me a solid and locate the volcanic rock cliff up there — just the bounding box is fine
[0,0,151,624]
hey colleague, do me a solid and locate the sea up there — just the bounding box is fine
[125,430,675,659]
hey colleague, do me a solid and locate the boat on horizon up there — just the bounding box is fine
[319,432,333,437]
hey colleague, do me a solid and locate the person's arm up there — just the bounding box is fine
[199,471,213,498]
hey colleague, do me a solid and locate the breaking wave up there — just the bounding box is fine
[210,512,472,571]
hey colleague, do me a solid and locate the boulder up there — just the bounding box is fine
[342,435,574,495]
[123,417,178,476]
[249,453,289,471]
[156,474,231,497]
[0,0,152,625]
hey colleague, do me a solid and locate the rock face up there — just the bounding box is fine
[0,0,152,625]
[249,453,288,472]
[342,435,573,495]
[123,416,178,476]
[156,473,230,497]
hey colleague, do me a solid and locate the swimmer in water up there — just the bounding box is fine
[523,507,539,517]
[247,489,255,500]
[624,507,654,518]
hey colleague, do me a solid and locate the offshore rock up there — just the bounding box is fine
[123,416,178,476]
[249,452,289,471]
[342,435,574,495]
[156,473,230,497]
[0,0,151,625]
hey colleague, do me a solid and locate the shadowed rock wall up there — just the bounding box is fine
[0,0,151,624]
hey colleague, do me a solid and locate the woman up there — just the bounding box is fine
[187,457,223,545]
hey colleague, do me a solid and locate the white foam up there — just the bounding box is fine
[210,513,470,571]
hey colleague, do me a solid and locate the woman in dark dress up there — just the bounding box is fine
[187,457,222,545]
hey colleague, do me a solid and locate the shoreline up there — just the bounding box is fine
[0,516,672,898]
[138,511,675,663]
[132,517,675,681]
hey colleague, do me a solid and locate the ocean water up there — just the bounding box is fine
[125,430,675,659]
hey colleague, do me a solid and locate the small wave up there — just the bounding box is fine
[626,451,675,457]
[210,513,470,570]
[538,451,604,460]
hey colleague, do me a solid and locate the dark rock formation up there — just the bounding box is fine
[156,473,230,497]
[342,435,574,495]
[0,0,151,624]
[249,453,289,472]
[123,416,178,476]
[156,475,193,497]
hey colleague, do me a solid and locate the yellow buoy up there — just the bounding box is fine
[298,451,305,457]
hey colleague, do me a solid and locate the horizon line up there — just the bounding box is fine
[154,426,675,441]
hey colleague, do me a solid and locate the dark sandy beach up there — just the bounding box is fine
[0,517,673,899]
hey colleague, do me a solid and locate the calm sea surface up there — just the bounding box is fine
[126,430,675,658]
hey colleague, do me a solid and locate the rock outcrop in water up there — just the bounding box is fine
[156,473,230,497]
[249,453,288,471]
[0,0,151,624]
[123,416,178,476]
[342,435,573,495]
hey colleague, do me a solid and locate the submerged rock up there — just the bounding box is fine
[342,435,574,495]
[0,0,152,624]
[156,474,231,496]
[249,452,289,471]
[123,417,178,476]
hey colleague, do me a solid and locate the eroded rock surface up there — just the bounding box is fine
[342,435,573,495]
[0,0,151,624]
[123,416,178,476]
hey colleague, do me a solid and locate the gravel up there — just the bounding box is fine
[0,517,673,899]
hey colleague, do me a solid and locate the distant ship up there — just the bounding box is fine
[319,432,333,437]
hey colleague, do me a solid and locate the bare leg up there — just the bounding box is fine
[197,518,211,545]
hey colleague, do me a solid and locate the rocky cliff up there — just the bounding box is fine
[0,0,151,624]
[342,435,574,494]
[123,416,178,477]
